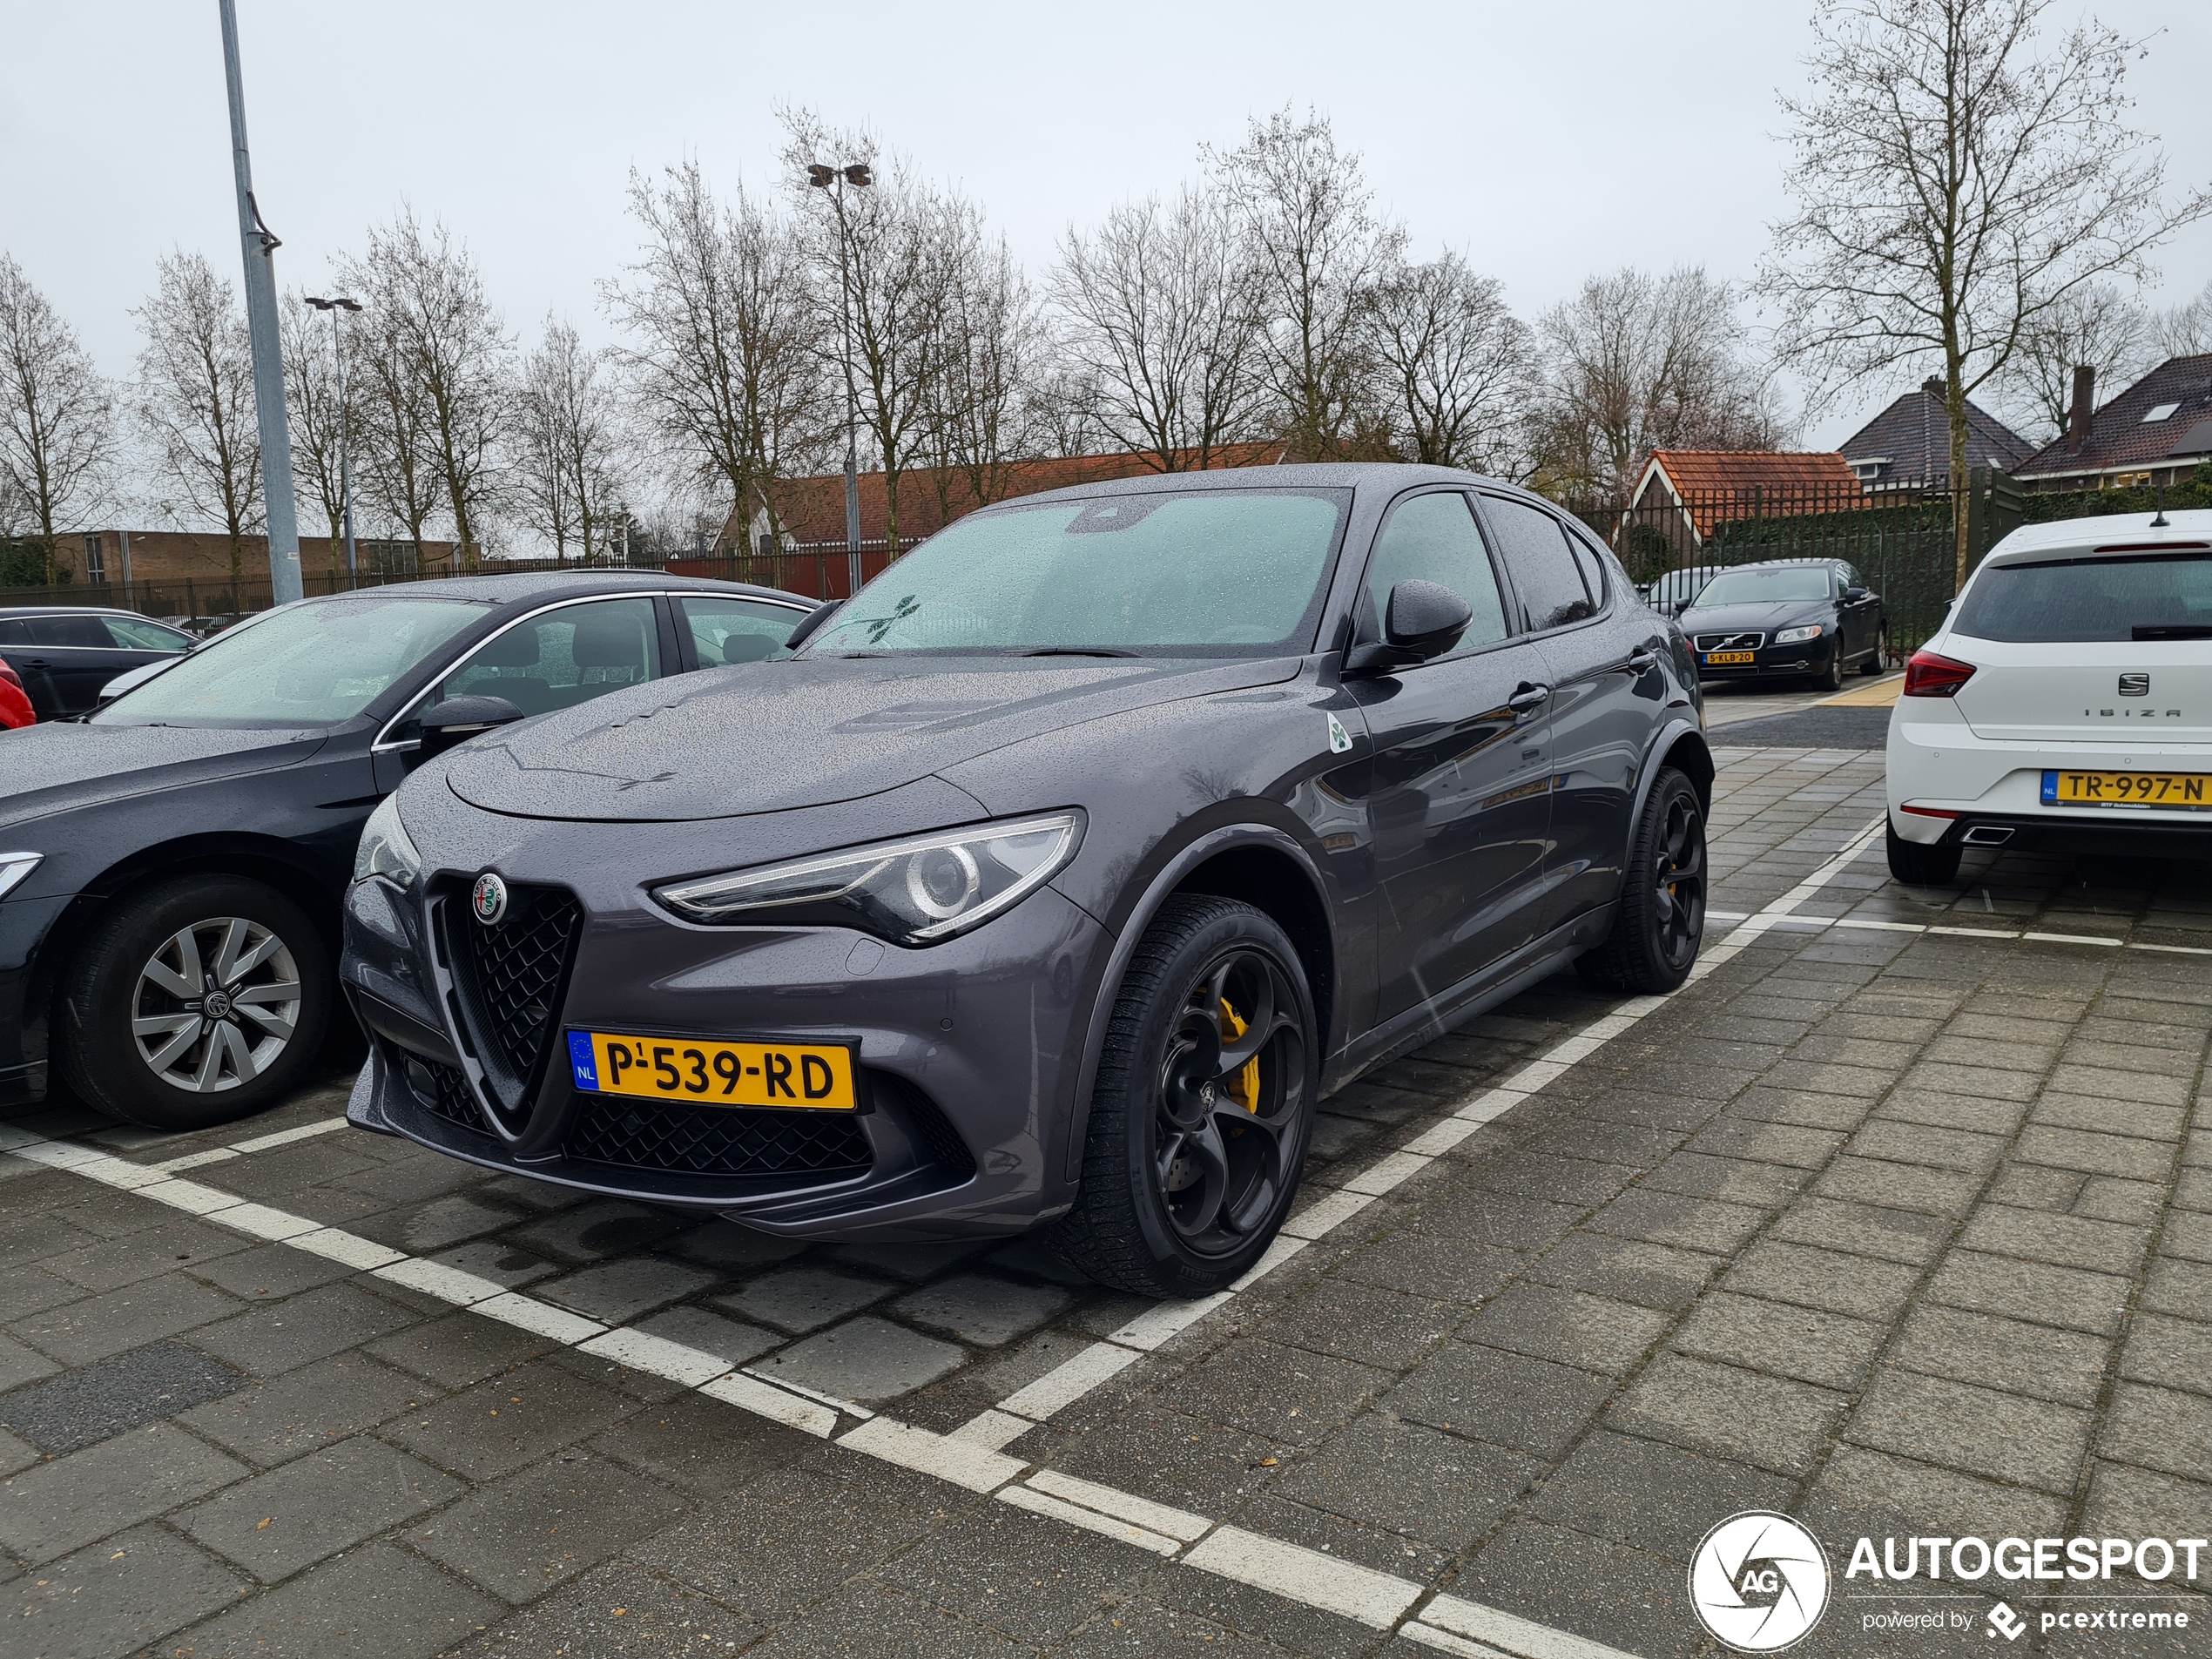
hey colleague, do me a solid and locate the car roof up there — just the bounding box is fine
[0,605,191,623]
[291,570,812,608]
[978,461,1554,511]
[1985,509,2212,564]
[1698,557,1851,573]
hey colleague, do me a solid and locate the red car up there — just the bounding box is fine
[0,658,33,730]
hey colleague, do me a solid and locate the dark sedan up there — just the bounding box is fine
[0,606,196,720]
[342,465,1716,1296]
[1677,558,1887,691]
[0,571,813,1130]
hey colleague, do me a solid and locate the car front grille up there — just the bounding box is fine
[406,1055,493,1136]
[565,1096,873,1180]
[1693,631,1765,651]
[442,883,583,1115]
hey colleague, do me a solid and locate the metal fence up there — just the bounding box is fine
[1561,470,2027,654]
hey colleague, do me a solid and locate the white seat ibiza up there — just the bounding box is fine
[1886,509,2212,885]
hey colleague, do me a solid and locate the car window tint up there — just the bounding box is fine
[677,596,802,666]
[27,613,112,648]
[0,618,29,645]
[1952,552,2212,643]
[1564,536,1607,606]
[1361,491,1510,658]
[435,597,664,720]
[102,616,192,651]
[1482,496,1593,630]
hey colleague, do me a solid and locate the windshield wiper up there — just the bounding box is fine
[2132,624,2212,640]
[1010,646,1139,658]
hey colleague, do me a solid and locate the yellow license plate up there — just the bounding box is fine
[1703,650,1757,665]
[2045,770,2212,810]
[565,1030,859,1109]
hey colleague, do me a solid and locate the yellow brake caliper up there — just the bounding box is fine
[1217,999,1261,1113]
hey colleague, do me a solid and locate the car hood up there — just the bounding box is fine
[441,656,1304,823]
[0,722,329,833]
[1678,601,1828,634]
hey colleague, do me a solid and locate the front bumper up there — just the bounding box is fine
[1695,637,1836,682]
[1887,708,2212,857]
[341,840,1109,1242]
[0,895,69,1110]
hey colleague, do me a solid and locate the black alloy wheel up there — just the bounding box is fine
[1053,895,1317,1297]
[1577,767,1708,994]
[57,874,334,1130]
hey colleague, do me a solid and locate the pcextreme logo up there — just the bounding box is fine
[1690,1513,1832,1652]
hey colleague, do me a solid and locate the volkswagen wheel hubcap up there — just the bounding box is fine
[132,917,301,1093]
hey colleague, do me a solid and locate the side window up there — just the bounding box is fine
[1564,535,1607,607]
[1360,491,1511,659]
[27,614,113,648]
[1481,496,1594,631]
[677,596,804,666]
[103,616,192,652]
[0,618,29,645]
[389,597,664,745]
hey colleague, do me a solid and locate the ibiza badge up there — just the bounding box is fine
[470,871,509,927]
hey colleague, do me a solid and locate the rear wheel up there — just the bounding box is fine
[58,875,334,1130]
[1885,821,1962,887]
[1577,767,1707,995]
[1051,896,1317,1298]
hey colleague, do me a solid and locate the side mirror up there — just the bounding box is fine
[418,694,525,757]
[785,598,843,651]
[1844,586,1869,604]
[1347,579,1473,672]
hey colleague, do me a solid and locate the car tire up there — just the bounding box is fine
[1050,895,1318,1298]
[1860,624,1890,675]
[1885,820,1962,887]
[1576,767,1707,995]
[1813,647,1844,693]
[57,875,334,1131]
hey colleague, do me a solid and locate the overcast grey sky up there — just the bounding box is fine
[3,0,2208,450]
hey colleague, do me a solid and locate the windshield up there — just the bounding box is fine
[806,488,1351,656]
[96,595,491,728]
[1953,550,2212,643]
[1693,567,1833,606]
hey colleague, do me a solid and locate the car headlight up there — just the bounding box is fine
[1772,624,1824,644]
[354,795,422,891]
[0,852,42,901]
[656,811,1085,945]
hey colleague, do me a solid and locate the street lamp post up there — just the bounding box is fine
[304,295,361,583]
[806,160,873,599]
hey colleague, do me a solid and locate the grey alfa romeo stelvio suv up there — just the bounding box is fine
[341,464,1712,1294]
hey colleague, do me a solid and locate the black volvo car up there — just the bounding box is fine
[1676,558,1888,691]
[0,572,812,1129]
[342,466,1714,1296]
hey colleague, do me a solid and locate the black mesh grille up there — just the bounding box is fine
[443,884,581,1113]
[565,1096,873,1179]
[408,1056,492,1136]
[898,1089,976,1179]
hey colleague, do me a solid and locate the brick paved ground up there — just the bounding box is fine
[4,735,2209,1659]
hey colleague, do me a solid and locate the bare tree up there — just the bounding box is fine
[604,161,822,552]
[514,318,627,562]
[0,253,117,584]
[1365,251,1539,475]
[782,111,953,553]
[1206,108,1404,459]
[342,211,512,569]
[921,220,1048,523]
[2001,281,2158,439]
[134,252,264,587]
[1764,0,2211,586]
[1051,186,1264,472]
[1534,266,1785,502]
[353,310,441,556]
[280,292,353,579]
[2156,279,2212,359]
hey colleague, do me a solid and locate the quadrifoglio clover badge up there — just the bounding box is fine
[1690,1512,1832,1651]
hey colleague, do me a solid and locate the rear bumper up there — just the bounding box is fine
[1888,709,2212,854]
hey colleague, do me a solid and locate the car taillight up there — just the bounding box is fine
[1903,650,1975,697]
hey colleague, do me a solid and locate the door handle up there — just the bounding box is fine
[1624,649,1659,672]
[24,658,48,670]
[1507,683,1550,712]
